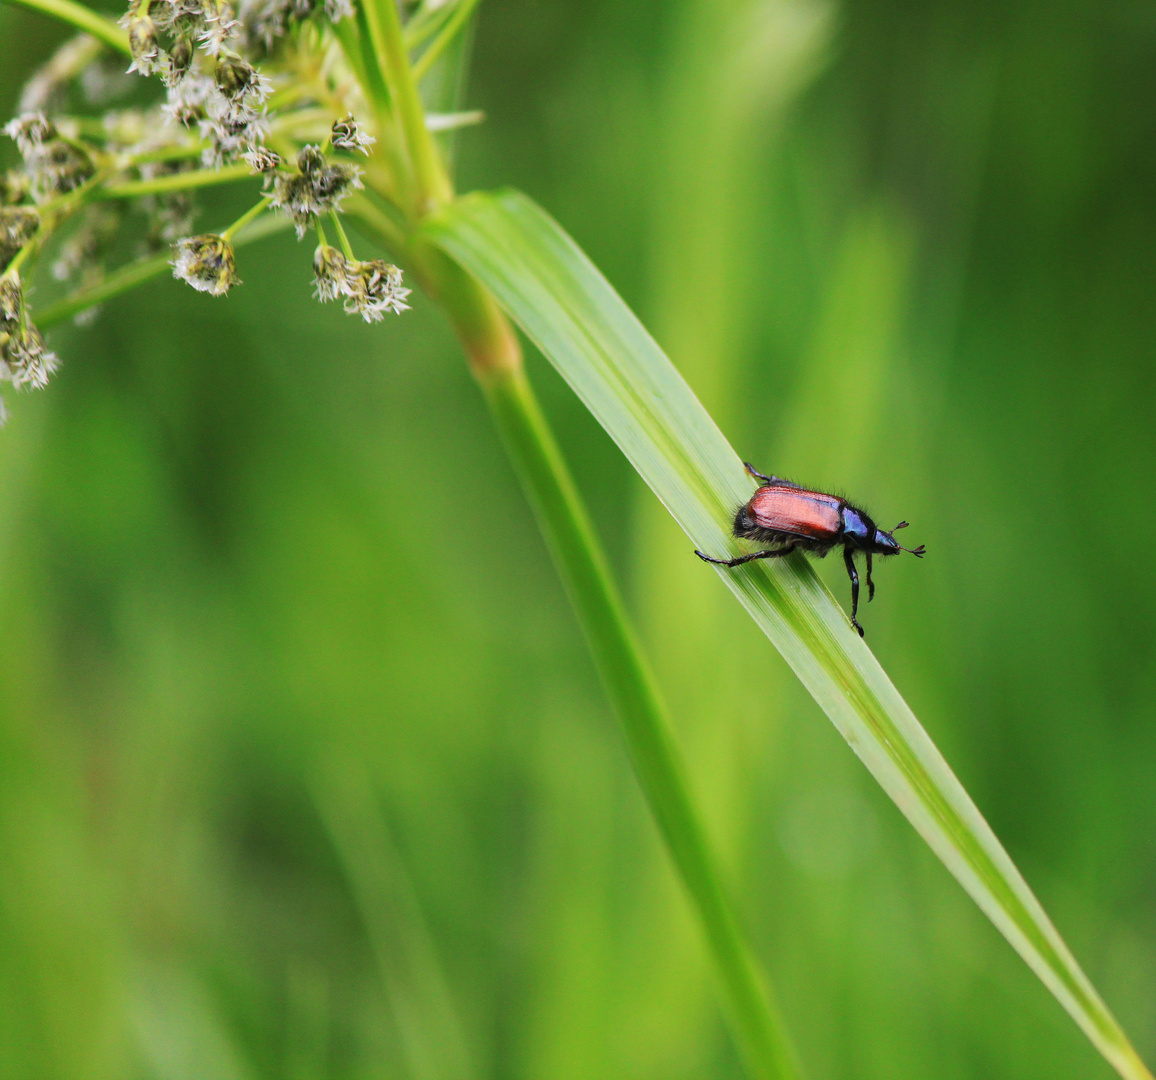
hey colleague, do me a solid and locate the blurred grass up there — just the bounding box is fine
[3,0,1156,1078]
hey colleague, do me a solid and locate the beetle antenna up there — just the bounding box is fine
[892,521,909,531]
[900,543,926,557]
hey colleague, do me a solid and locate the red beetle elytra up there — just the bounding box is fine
[696,463,925,636]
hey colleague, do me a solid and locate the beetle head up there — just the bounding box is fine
[876,521,925,557]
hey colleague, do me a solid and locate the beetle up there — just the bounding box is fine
[695,463,925,636]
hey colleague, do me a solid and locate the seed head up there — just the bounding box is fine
[342,259,410,322]
[4,113,55,156]
[126,14,162,76]
[165,33,195,86]
[215,52,260,100]
[0,275,58,394]
[271,149,362,236]
[1,206,40,270]
[198,6,240,56]
[312,243,349,301]
[296,144,326,174]
[172,233,240,295]
[330,113,374,155]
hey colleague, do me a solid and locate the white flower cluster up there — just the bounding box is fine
[238,0,352,52]
[3,114,96,201]
[172,233,240,295]
[121,0,274,170]
[312,244,411,322]
[0,274,60,417]
[269,145,362,237]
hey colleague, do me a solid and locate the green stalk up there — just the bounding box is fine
[367,0,452,213]
[395,231,801,1080]
[479,364,800,1080]
[5,0,130,55]
[100,163,254,199]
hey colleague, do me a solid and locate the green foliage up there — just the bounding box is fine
[2,0,1156,1078]
[423,187,1150,1079]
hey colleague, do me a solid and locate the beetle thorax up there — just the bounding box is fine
[841,507,876,549]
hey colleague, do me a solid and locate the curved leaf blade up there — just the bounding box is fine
[422,188,1152,1080]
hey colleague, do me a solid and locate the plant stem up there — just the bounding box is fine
[5,0,131,55]
[410,240,801,1079]
[368,0,453,214]
[222,196,272,241]
[478,362,802,1080]
[328,210,357,259]
[100,162,254,199]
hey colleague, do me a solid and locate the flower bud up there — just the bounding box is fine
[0,275,58,393]
[243,146,281,174]
[1,206,39,270]
[296,144,325,174]
[3,113,55,155]
[342,259,410,322]
[215,52,258,100]
[171,234,241,295]
[165,33,195,85]
[312,243,349,301]
[127,15,162,75]
[330,113,374,155]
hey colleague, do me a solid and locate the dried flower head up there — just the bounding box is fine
[2,322,60,390]
[239,0,353,52]
[270,147,362,236]
[163,72,214,127]
[214,52,263,101]
[0,276,21,322]
[3,113,55,155]
[342,259,410,322]
[198,6,240,56]
[330,114,374,155]
[1,206,40,269]
[0,274,59,395]
[296,144,325,174]
[125,14,163,76]
[312,243,349,301]
[243,146,281,173]
[6,114,95,198]
[310,245,410,320]
[165,32,196,86]
[172,233,240,295]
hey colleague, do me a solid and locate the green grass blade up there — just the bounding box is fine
[420,188,1153,1080]
[480,365,801,1080]
[5,0,130,55]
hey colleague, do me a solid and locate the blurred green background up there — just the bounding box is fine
[3,0,1156,1077]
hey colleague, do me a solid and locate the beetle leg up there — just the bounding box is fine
[843,547,864,637]
[865,551,875,602]
[742,462,802,489]
[743,462,776,484]
[695,544,797,568]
